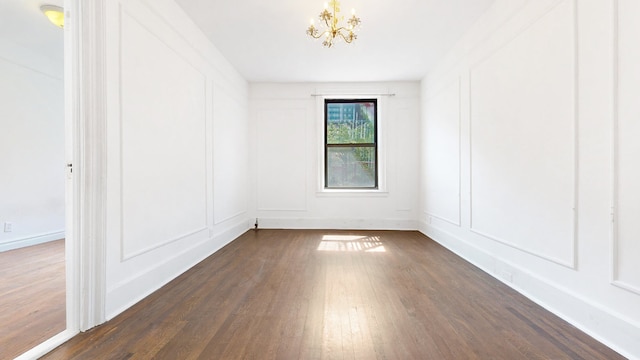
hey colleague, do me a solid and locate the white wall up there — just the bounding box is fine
[0,37,65,252]
[250,82,420,230]
[419,0,640,358]
[103,0,249,319]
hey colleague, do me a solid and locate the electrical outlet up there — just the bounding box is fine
[4,222,12,232]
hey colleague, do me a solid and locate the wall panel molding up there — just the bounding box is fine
[256,107,308,212]
[123,0,246,98]
[611,0,640,295]
[424,78,462,227]
[418,223,639,360]
[212,84,249,225]
[468,0,578,269]
[118,4,210,260]
[106,218,248,320]
[393,105,417,212]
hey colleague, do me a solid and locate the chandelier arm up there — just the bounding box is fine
[310,30,328,39]
[334,26,356,33]
[337,31,353,43]
[310,33,321,39]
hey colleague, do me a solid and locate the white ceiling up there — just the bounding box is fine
[174,0,496,82]
[0,0,64,76]
[2,0,495,83]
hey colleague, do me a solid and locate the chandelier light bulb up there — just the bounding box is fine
[352,8,356,15]
[310,18,315,25]
[324,2,328,9]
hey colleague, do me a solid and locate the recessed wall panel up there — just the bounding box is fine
[395,106,418,212]
[615,0,640,293]
[120,12,208,258]
[469,0,575,266]
[424,80,461,225]
[213,87,248,224]
[257,108,307,211]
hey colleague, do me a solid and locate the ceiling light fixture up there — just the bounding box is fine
[40,5,64,29]
[306,0,361,48]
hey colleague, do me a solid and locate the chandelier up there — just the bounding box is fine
[306,0,361,48]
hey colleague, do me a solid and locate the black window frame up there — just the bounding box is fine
[324,98,378,190]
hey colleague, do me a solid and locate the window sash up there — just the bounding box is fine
[324,99,378,189]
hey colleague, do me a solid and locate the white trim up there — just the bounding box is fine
[63,0,81,342]
[121,227,209,261]
[422,77,462,227]
[469,228,576,269]
[315,93,388,194]
[311,92,396,97]
[419,222,640,360]
[0,231,65,252]
[116,4,212,261]
[16,0,89,357]
[610,0,640,296]
[610,0,620,291]
[426,213,460,228]
[468,0,579,269]
[256,217,418,230]
[14,329,78,360]
[570,0,580,270]
[105,219,249,320]
[255,106,309,212]
[74,0,108,331]
[316,189,389,197]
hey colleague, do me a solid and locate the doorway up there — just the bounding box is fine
[0,0,83,358]
[0,1,66,359]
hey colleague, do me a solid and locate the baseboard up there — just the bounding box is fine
[105,219,251,320]
[13,328,78,360]
[0,230,65,253]
[256,217,419,231]
[418,221,640,360]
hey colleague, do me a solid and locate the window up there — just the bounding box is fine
[324,99,377,189]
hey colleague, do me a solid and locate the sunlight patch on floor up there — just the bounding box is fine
[318,235,386,252]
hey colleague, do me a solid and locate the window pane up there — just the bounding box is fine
[326,102,375,144]
[327,147,376,188]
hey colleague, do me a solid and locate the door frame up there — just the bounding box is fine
[15,0,108,358]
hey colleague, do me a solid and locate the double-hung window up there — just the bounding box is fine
[324,99,378,189]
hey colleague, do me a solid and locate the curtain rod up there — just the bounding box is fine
[310,93,396,97]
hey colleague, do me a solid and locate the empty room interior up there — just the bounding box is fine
[3,0,640,359]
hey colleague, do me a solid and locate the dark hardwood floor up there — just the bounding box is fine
[0,239,66,359]
[44,230,622,359]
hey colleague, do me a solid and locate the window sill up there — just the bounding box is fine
[316,189,389,198]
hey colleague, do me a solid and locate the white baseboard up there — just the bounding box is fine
[256,217,419,231]
[105,219,251,320]
[418,221,640,360]
[14,328,78,360]
[0,231,65,253]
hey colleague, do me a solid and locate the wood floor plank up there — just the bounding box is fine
[0,240,65,360]
[43,230,625,359]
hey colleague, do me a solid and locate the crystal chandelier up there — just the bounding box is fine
[306,0,361,48]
